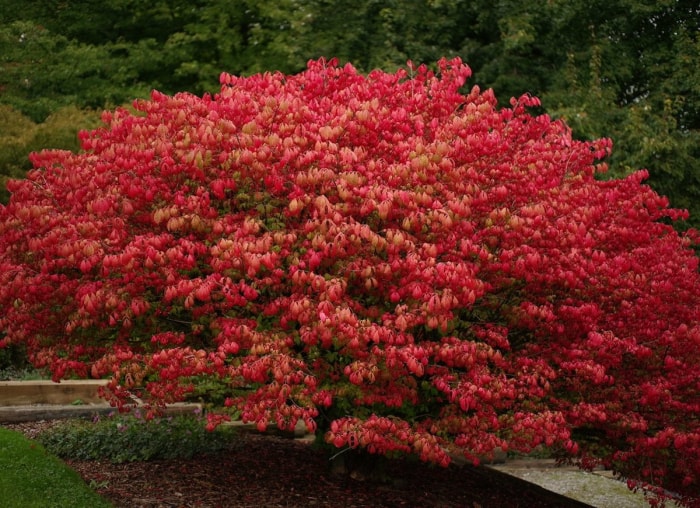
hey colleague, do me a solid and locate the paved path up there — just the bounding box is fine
[492,459,664,508]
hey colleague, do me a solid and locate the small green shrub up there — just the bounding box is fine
[184,375,243,410]
[0,367,48,381]
[38,410,237,463]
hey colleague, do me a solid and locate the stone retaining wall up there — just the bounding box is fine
[0,380,108,406]
[0,380,201,422]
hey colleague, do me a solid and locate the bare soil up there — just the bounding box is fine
[5,420,592,508]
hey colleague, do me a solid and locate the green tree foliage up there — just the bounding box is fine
[541,0,700,227]
[0,105,43,204]
[0,104,101,203]
[0,20,181,122]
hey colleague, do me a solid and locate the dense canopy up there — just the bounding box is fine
[1,59,699,505]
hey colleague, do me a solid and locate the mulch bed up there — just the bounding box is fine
[5,421,591,507]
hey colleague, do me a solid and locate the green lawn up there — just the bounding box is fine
[0,427,112,508]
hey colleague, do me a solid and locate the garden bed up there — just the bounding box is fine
[4,419,595,508]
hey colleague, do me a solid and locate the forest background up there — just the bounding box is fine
[1,0,699,227]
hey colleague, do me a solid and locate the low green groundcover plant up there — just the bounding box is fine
[39,410,237,463]
[0,426,112,508]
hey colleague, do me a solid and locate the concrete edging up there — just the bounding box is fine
[0,380,202,422]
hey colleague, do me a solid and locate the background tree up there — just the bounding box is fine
[0,21,144,122]
[0,104,101,203]
[541,0,700,226]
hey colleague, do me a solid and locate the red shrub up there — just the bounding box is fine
[1,58,699,505]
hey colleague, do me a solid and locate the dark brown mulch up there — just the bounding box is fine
[6,421,592,508]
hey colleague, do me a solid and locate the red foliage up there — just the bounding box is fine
[1,58,699,505]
